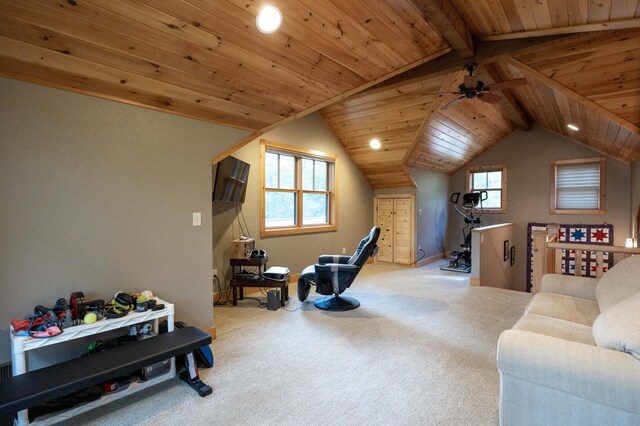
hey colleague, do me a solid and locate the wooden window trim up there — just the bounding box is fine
[550,157,606,215]
[465,164,508,213]
[260,140,338,237]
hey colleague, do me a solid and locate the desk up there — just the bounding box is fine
[229,257,289,306]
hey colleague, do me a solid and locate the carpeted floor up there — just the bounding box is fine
[67,262,531,425]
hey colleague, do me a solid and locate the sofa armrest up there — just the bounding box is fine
[540,274,598,300]
[318,255,350,264]
[498,329,640,414]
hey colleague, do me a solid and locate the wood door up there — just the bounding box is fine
[393,198,412,264]
[376,198,394,263]
[375,195,414,265]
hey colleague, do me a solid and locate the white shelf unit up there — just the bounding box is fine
[10,298,175,426]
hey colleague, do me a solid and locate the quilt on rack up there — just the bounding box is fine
[526,223,614,292]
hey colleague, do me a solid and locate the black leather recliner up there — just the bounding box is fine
[297,226,381,311]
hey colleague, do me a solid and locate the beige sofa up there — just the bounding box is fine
[497,254,640,426]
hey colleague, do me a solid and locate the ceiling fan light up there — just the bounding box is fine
[369,138,381,149]
[567,124,579,131]
[256,5,282,34]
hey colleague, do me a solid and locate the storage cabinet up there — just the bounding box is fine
[375,195,415,265]
[10,299,175,425]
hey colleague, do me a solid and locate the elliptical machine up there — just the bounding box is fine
[441,191,487,273]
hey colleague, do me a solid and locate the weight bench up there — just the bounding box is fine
[0,326,211,424]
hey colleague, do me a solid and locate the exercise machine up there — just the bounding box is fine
[441,191,487,273]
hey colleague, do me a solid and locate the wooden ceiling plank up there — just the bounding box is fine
[274,0,402,77]
[566,0,589,26]
[0,54,259,130]
[0,14,299,119]
[0,35,279,128]
[11,0,320,111]
[610,0,640,20]
[374,0,450,55]
[410,0,475,58]
[322,0,430,66]
[588,0,613,23]
[483,61,533,130]
[504,56,640,135]
[402,73,456,164]
[529,0,553,29]
[513,0,538,31]
[479,17,640,40]
[548,0,570,27]
[185,0,369,85]
[85,0,339,100]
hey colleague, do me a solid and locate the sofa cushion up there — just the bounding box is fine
[592,290,640,360]
[513,313,595,346]
[526,293,600,326]
[596,255,640,313]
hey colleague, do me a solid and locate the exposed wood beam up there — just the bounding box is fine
[482,62,533,131]
[374,35,571,92]
[504,57,640,136]
[410,0,474,58]
[403,73,457,164]
[480,18,640,41]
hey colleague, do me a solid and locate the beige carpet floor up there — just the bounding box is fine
[67,262,531,425]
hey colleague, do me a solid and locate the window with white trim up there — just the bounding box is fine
[550,157,605,214]
[466,165,507,213]
[261,140,337,236]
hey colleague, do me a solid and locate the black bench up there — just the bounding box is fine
[0,326,211,424]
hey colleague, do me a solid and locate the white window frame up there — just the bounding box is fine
[550,157,606,215]
[465,164,507,213]
[260,140,337,237]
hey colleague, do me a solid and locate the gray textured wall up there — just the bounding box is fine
[408,168,450,261]
[449,126,632,292]
[211,113,374,296]
[0,78,249,362]
[632,160,640,245]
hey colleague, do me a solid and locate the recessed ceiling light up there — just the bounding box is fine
[256,5,282,34]
[567,124,579,131]
[369,138,381,149]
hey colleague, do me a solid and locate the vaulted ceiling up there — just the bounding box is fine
[0,1,639,188]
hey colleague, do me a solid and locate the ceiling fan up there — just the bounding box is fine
[433,63,527,110]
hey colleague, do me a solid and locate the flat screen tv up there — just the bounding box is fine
[213,155,250,203]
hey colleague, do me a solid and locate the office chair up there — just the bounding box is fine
[297,226,380,311]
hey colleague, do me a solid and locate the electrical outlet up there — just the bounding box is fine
[418,245,422,250]
[192,212,201,227]
[212,268,218,278]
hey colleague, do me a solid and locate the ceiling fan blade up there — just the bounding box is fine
[442,96,465,110]
[486,78,527,91]
[423,91,461,95]
[477,93,502,104]
[464,75,478,88]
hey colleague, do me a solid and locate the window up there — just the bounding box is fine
[261,140,337,236]
[550,157,605,214]
[466,165,507,213]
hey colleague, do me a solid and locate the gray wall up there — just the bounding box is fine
[633,160,640,245]
[408,168,449,260]
[212,113,374,295]
[0,78,250,362]
[449,126,632,291]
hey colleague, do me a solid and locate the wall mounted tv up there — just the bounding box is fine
[213,155,250,203]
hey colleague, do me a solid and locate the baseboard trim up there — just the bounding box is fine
[416,252,445,268]
[470,278,481,287]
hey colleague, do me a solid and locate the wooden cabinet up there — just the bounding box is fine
[375,195,414,265]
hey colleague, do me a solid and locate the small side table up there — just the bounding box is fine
[229,256,289,306]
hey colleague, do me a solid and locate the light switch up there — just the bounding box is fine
[418,208,423,216]
[192,212,201,227]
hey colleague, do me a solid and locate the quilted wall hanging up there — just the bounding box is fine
[526,223,614,292]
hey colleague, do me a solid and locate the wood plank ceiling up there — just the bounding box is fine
[319,1,640,187]
[0,1,639,188]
